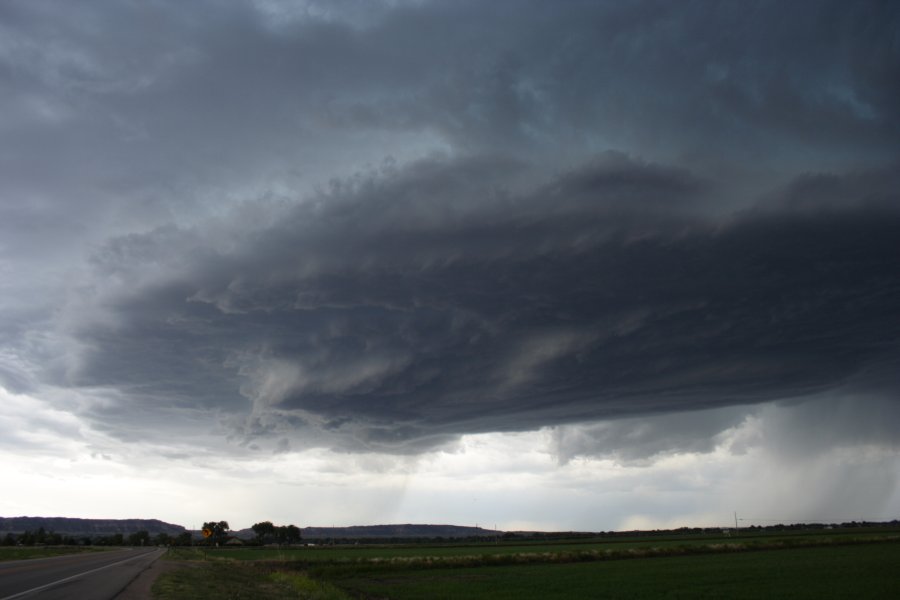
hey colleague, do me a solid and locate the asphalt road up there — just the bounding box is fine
[0,547,163,600]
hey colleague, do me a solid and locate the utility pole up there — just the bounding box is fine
[734,512,738,530]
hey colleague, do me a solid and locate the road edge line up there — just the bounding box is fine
[109,548,165,599]
[0,549,161,600]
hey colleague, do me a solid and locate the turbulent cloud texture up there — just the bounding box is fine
[1,0,899,527]
[49,155,897,455]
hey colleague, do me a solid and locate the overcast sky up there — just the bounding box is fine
[1,0,899,532]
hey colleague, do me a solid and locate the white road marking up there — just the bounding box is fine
[0,549,159,600]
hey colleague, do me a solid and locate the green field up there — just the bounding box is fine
[326,543,900,599]
[154,529,900,599]
[197,528,900,564]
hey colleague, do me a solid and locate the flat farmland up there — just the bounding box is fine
[323,542,900,599]
[198,527,900,564]
[154,528,900,599]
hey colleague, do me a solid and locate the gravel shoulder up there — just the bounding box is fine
[114,557,195,600]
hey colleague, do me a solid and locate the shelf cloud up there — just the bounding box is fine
[55,156,900,455]
[1,0,897,528]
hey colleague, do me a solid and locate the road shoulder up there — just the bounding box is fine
[114,557,193,600]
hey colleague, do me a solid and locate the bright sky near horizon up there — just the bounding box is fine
[1,0,899,532]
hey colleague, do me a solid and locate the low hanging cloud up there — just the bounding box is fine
[551,388,900,465]
[52,154,900,454]
[1,0,897,470]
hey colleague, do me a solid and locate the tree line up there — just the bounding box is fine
[193,520,303,545]
[249,521,302,544]
[3,518,304,547]
[2,528,193,547]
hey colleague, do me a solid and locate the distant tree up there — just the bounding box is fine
[174,531,193,546]
[202,521,230,545]
[284,524,301,544]
[2,533,15,546]
[252,521,276,543]
[128,531,151,546]
[154,532,171,546]
[274,524,302,545]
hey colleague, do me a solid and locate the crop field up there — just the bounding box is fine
[197,527,900,564]
[324,542,900,599]
[155,528,900,599]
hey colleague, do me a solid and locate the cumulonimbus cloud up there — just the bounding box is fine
[1,0,897,465]
[57,155,900,453]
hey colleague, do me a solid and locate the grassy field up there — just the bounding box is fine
[327,542,900,599]
[197,527,899,565]
[0,546,109,562]
[153,528,900,599]
[152,561,350,600]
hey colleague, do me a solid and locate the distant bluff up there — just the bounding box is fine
[0,516,185,536]
[235,524,500,540]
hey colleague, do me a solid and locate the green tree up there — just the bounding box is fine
[202,521,230,545]
[284,524,301,544]
[174,531,193,546]
[251,521,276,543]
[274,524,302,544]
[128,531,151,546]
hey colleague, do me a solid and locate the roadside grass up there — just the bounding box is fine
[161,547,209,561]
[153,552,350,600]
[0,546,109,562]
[269,571,352,600]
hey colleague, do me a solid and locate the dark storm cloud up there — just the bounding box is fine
[1,0,897,195]
[1,0,898,457]
[551,387,900,464]
[63,156,900,452]
[0,0,895,262]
